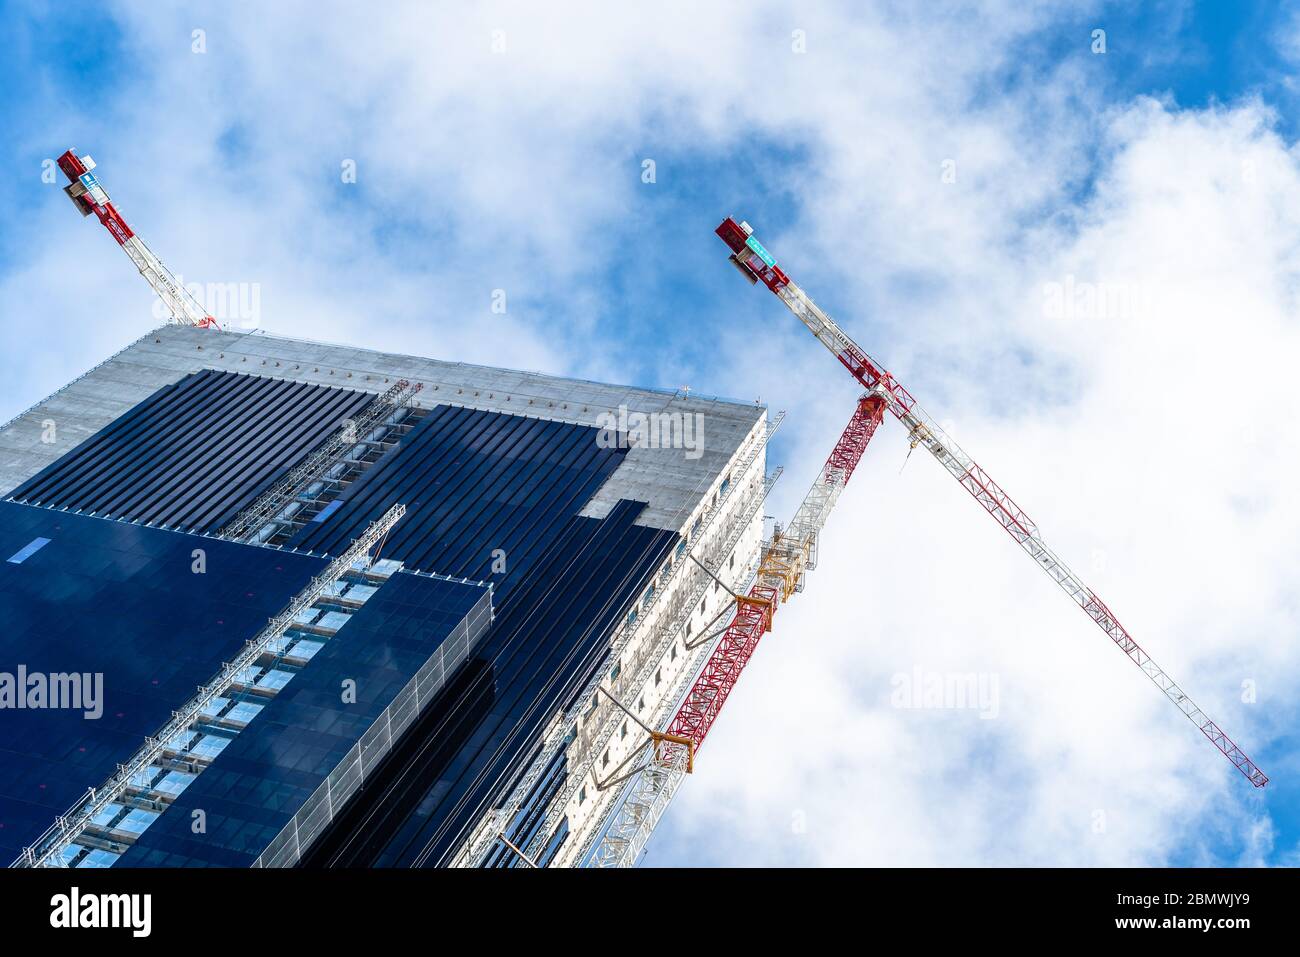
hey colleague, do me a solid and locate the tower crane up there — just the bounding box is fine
[715,216,1268,788]
[587,393,886,867]
[56,149,221,329]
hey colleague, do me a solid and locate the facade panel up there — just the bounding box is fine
[117,572,492,867]
[9,369,374,534]
[307,499,676,867]
[289,403,626,596]
[0,501,326,864]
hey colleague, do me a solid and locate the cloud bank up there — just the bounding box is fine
[0,0,1294,866]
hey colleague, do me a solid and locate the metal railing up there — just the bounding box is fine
[515,416,780,865]
[12,504,407,868]
[254,583,493,867]
[220,379,423,542]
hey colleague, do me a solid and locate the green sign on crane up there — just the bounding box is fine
[744,235,776,268]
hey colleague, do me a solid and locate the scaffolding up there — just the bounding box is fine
[588,395,886,867]
[220,379,423,543]
[458,412,782,867]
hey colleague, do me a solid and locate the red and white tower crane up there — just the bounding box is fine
[715,216,1268,789]
[56,149,221,329]
[589,392,886,866]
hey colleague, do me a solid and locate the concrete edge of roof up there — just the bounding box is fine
[206,325,770,415]
[0,323,770,440]
[0,326,165,436]
[0,322,771,528]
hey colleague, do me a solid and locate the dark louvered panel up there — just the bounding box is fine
[302,498,677,868]
[398,500,676,867]
[288,403,627,598]
[0,501,327,864]
[8,370,375,534]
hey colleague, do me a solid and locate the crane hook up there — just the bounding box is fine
[900,424,927,474]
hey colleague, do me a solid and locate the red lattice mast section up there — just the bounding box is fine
[666,395,886,759]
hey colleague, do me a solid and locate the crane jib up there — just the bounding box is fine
[57,148,209,327]
[716,215,1268,789]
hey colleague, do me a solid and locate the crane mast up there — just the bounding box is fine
[667,393,885,749]
[588,394,886,866]
[716,216,1267,788]
[56,149,220,329]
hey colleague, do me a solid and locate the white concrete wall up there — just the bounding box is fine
[552,413,770,866]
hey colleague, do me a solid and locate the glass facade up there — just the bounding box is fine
[9,369,374,534]
[4,386,680,868]
[117,572,492,867]
[307,499,676,867]
[294,405,677,867]
[0,500,326,864]
[288,403,627,597]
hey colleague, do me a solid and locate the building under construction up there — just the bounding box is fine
[0,149,1266,870]
[0,321,777,868]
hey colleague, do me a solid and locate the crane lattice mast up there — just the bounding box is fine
[56,149,220,329]
[715,216,1267,788]
[589,394,886,866]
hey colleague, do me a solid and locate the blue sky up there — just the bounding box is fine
[1,1,1297,866]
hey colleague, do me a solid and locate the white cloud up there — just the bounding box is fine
[652,97,1300,866]
[1,1,1293,866]
[2,0,1084,414]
